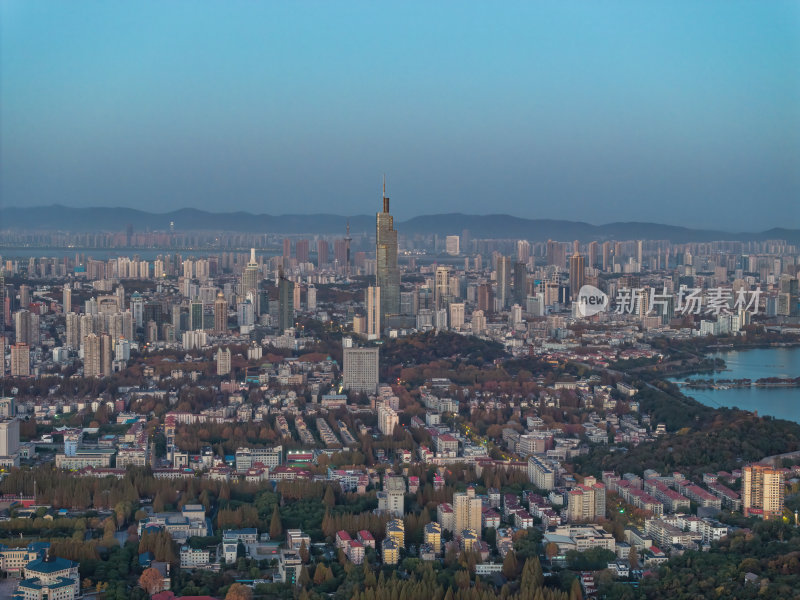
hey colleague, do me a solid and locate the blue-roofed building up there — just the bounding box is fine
[13,555,80,600]
[0,542,49,576]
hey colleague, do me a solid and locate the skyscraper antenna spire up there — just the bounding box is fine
[382,174,386,198]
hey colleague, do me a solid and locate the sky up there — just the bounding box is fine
[1,1,799,231]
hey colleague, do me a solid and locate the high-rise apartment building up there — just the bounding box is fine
[190,301,204,331]
[214,292,227,333]
[454,486,483,537]
[278,273,294,334]
[445,235,460,256]
[366,286,381,339]
[10,344,30,377]
[588,241,599,269]
[343,346,379,395]
[83,333,101,378]
[567,477,606,522]
[377,402,399,436]
[449,303,465,330]
[63,285,72,314]
[496,256,511,309]
[217,347,231,376]
[241,248,261,312]
[317,240,329,267]
[19,285,30,310]
[743,464,785,520]
[569,245,585,302]
[602,241,611,272]
[376,180,400,322]
[434,266,450,310]
[513,261,527,305]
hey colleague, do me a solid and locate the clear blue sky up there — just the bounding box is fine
[2,1,798,230]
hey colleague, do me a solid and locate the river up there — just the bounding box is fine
[670,347,800,423]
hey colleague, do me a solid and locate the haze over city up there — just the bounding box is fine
[3,4,800,600]
[2,1,799,230]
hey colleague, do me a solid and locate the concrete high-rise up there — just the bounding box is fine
[217,347,231,376]
[278,272,294,334]
[496,256,511,309]
[84,333,101,378]
[434,266,450,311]
[10,344,30,377]
[569,244,585,303]
[376,179,400,323]
[63,285,72,314]
[453,486,482,537]
[66,313,81,349]
[19,285,31,310]
[343,346,379,394]
[513,261,527,305]
[241,248,261,313]
[0,418,20,458]
[214,292,228,333]
[317,240,329,267]
[366,286,381,339]
[743,464,785,520]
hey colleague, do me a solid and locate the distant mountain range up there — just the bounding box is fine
[1,204,798,244]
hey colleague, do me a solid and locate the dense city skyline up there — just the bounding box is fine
[2,2,799,230]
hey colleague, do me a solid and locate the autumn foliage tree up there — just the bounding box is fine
[138,567,164,595]
[225,582,253,600]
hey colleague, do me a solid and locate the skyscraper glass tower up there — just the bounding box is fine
[376,180,400,321]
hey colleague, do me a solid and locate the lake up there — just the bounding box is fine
[671,347,800,423]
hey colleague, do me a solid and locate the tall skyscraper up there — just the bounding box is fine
[19,285,30,310]
[10,344,30,377]
[241,248,261,313]
[636,239,644,270]
[376,179,400,322]
[344,221,352,279]
[513,261,527,305]
[63,285,72,314]
[100,334,113,377]
[588,241,599,269]
[743,464,785,520]
[496,256,511,309]
[366,286,381,339]
[14,310,32,346]
[214,292,228,333]
[216,347,231,376]
[569,245,585,302]
[66,313,80,349]
[317,239,329,267]
[84,333,101,378]
[190,301,204,331]
[278,272,294,334]
[434,266,450,311]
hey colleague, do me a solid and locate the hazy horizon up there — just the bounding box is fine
[2,1,799,230]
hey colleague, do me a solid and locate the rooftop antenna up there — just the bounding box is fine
[382,174,389,213]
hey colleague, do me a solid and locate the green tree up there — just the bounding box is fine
[628,545,639,569]
[269,505,283,540]
[502,550,518,579]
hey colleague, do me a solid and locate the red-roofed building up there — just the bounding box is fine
[336,530,352,549]
[357,530,375,548]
